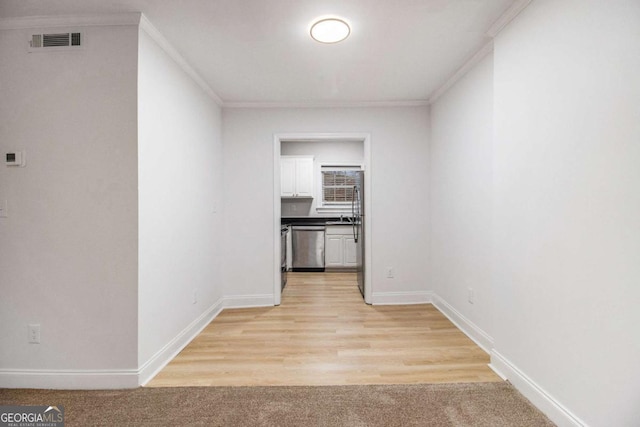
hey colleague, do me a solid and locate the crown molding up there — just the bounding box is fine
[427,0,533,104]
[1,2,532,109]
[0,13,142,30]
[223,99,430,109]
[428,41,494,104]
[486,0,533,38]
[0,13,223,107]
[139,14,223,106]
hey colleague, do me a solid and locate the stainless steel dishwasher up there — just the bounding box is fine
[291,225,325,272]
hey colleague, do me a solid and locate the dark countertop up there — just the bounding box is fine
[281,217,352,226]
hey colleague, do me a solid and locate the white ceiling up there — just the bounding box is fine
[0,0,516,105]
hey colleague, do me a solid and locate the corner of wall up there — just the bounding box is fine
[137,297,225,386]
[138,14,223,106]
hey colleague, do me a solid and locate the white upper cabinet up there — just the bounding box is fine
[280,158,297,197]
[294,157,314,197]
[281,156,314,198]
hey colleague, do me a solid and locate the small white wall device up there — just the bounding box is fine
[5,151,26,167]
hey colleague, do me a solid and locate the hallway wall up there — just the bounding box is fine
[491,1,640,425]
[0,22,139,386]
[429,52,494,346]
[137,24,225,379]
[222,107,431,304]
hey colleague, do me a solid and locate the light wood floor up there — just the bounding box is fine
[147,273,501,387]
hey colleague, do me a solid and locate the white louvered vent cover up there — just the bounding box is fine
[29,32,83,51]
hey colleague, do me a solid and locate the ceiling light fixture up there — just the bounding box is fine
[310,18,351,44]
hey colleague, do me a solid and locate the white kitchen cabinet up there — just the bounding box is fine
[325,234,344,267]
[325,225,357,269]
[281,158,296,197]
[344,235,357,267]
[281,156,314,198]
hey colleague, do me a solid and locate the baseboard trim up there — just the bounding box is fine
[137,297,225,386]
[370,291,433,305]
[140,295,274,384]
[0,369,138,389]
[0,295,274,389]
[490,350,586,427]
[431,294,494,354]
[223,294,275,309]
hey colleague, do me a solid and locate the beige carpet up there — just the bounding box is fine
[0,382,554,426]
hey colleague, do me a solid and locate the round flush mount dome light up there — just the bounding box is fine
[310,18,351,43]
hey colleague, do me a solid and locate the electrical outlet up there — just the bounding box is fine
[291,204,297,212]
[28,324,41,344]
[5,151,26,167]
[193,290,198,304]
[386,267,395,278]
[468,288,474,304]
[0,199,7,218]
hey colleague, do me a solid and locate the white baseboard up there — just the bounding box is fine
[1,287,587,427]
[0,295,275,389]
[0,369,138,389]
[431,296,585,426]
[137,297,225,386]
[0,298,226,389]
[138,295,275,385]
[431,294,494,353]
[223,294,275,309]
[490,350,586,427]
[370,291,433,305]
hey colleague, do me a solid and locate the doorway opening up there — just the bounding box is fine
[273,133,372,306]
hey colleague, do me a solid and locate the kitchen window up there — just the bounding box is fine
[317,164,362,213]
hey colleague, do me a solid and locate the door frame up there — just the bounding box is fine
[273,132,372,305]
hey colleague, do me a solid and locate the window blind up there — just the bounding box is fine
[321,167,360,204]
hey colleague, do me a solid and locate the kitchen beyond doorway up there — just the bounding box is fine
[275,133,372,305]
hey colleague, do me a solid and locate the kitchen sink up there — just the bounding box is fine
[326,218,354,225]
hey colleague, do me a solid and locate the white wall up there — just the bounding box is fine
[0,25,139,382]
[137,28,224,372]
[429,53,494,345]
[492,1,640,425]
[281,140,364,160]
[222,107,430,302]
[281,140,364,217]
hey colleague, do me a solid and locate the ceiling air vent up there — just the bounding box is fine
[29,32,83,52]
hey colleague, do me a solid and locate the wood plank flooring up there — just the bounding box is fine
[147,272,501,387]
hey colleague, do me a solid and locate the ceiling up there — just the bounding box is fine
[0,0,516,105]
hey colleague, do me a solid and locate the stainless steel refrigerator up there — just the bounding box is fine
[351,171,365,297]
